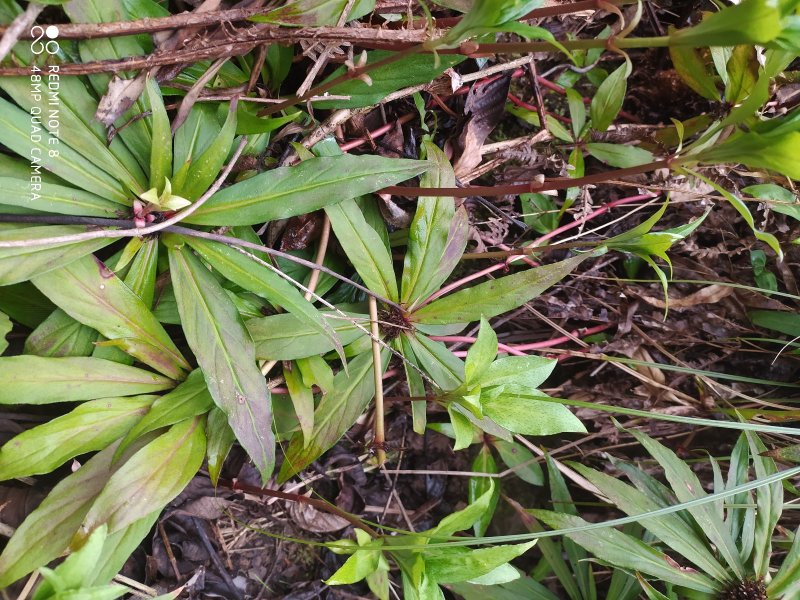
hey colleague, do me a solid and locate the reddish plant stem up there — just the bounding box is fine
[340,113,416,152]
[382,160,670,197]
[507,92,571,124]
[432,324,612,355]
[517,193,658,254]
[413,191,661,311]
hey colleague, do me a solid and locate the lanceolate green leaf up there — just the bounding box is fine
[669,0,782,47]
[404,333,464,390]
[247,311,364,360]
[469,445,499,537]
[33,255,189,379]
[183,234,343,360]
[0,225,113,286]
[768,527,800,597]
[482,393,586,436]
[206,406,236,485]
[185,155,428,226]
[0,177,121,217]
[176,101,237,201]
[0,74,147,194]
[531,510,720,593]
[424,541,537,585]
[146,78,172,192]
[401,142,464,305]
[413,254,589,325]
[79,417,206,539]
[0,438,151,587]
[571,464,730,581]
[0,98,129,203]
[90,511,161,587]
[23,308,97,356]
[123,237,159,309]
[695,129,800,180]
[585,143,655,168]
[590,64,628,132]
[629,428,746,579]
[314,51,465,109]
[279,350,387,482]
[327,199,399,301]
[0,310,10,355]
[669,43,722,101]
[120,369,214,454]
[0,395,153,481]
[0,356,173,404]
[168,241,275,480]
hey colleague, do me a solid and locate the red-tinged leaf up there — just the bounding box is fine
[0,437,153,588]
[167,241,275,480]
[402,141,468,306]
[0,395,154,480]
[33,255,189,380]
[0,356,174,404]
[78,416,206,541]
[24,309,97,357]
[118,369,213,456]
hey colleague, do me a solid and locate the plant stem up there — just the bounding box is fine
[471,36,670,55]
[368,295,386,467]
[381,160,671,197]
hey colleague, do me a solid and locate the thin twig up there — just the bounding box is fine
[369,296,386,466]
[0,2,43,64]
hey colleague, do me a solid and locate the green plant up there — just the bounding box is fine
[1,0,799,596]
[531,430,799,598]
